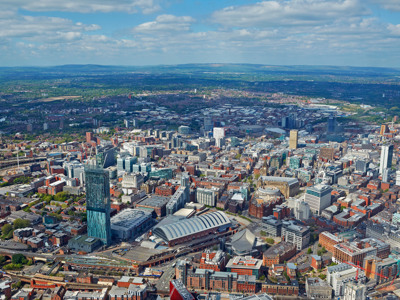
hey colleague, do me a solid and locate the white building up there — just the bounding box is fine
[196,187,219,207]
[396,170,400,186]
[304,184,332,215]
[327,263,366,297]
[215,137,226,148]
[293,198,311,221]
[122,173,144,194]
[213,127,225,140]
[343,282,366,300]
[281,220,310,250]
[380,144,393,175]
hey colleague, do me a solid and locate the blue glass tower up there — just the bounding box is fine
[85,165,111,246]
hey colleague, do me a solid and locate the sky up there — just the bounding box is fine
[1,0,400,67]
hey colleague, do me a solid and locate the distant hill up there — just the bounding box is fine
[0,63,399,77]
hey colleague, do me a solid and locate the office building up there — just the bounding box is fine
[364,256,398,284]
[68,235,102,253]
[293,198,311,221]
[355,159,369,173]
[124,156,137,173]
[166,173,190,215]
[261,216,282,237]
[327,263,366,297]
[196,187,219,207]
[213,127,225,140]
[380,124,389,135]
[178,126,191,135]
[85,165,111,246]
[288,156,301,169]
[95,145,116,168]
[343,283,366,300]
[327,115,337,133]
[215,137,225,148]
[225,256,263,279]
[289,130,298,150]
[304,184,332,215]
[281,220,310,250]
[380,144,393,175]
[396,170,400,186]
[204,117,213,132]
[382,167,390,183]
[332,239,390,266]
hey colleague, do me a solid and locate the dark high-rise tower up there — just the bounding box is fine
[85,165,111,246]
[327,115,337,133]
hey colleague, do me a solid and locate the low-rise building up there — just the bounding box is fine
[262,242,297,267]
[225,256,263,279]
[306,277,333,299]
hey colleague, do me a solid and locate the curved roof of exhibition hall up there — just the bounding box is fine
[153,211,231,242]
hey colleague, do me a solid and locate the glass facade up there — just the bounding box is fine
[85,165,111,246]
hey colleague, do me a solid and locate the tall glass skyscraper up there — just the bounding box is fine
[85,165,111,246]
[380,144,394,175]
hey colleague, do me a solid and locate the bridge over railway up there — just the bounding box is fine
[0,248,66,264]
[6,272,111,290]
[0,156,47,170]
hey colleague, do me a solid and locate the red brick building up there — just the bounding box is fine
[319,231,342,253]
[261,282,299,296]
[263,242,297,267]
[199,250,227,272]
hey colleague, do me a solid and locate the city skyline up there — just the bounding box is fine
[1,0,400,67]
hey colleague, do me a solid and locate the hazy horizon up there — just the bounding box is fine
[1,0,400,68]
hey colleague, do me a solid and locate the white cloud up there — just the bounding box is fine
[133,15,195,33]
[0,0,161,14]
[388,24,400,35]
[0,15,100,42]
[0,0,399,67]
[212,0,368,27]
[371,0,400,11]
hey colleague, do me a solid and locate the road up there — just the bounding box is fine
[24,262,44,275]
[155,261,177,292]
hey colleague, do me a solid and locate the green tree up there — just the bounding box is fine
[307,248,312,254]
[283,271,291,282]
[260,230,267,237]
[12,254,28,265]
[11,281,22,289]
[54,191,69,202]
[266,238,275,245]
[2,224,13,236]
[13,218,31,229]
[3,263,22,270]
[322,247,327,253]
